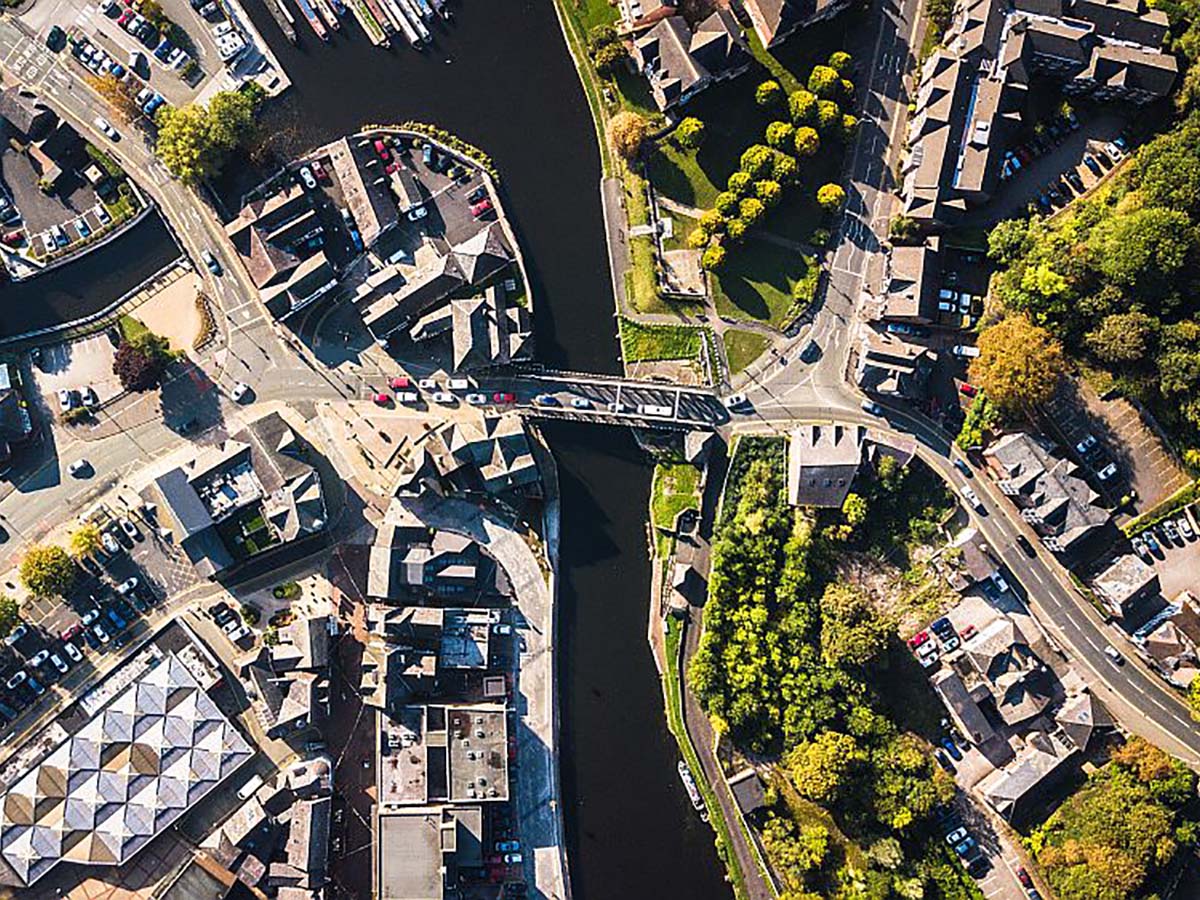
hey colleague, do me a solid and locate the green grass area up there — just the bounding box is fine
[619,317,705,361]
[723,330,772,374]
[712,242,818,326]
[662,213,698,252]
[627,236,667,314]
[650,463,701,557]
[662,616,751,900]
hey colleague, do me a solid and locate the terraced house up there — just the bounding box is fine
[902,0,1176,225]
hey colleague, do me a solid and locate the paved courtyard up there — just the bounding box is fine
[32,332,123,408]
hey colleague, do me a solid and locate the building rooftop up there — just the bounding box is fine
[787,423,864,507]
[378,808,444,900]
[0,653,252,886]
[446,707,508,803]
[1092,553,1158,613]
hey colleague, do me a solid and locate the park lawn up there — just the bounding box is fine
[619,317,705,361]
[651,462,701,539]
[712,240,815,326]
[662,212,698,251]
[566,0,617,33]
[724,330,772,374]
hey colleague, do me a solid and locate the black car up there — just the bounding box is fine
[467,185,488,204]
[1065,169,1084,192]
[800,340,821,363]
[1016,533,1036,557]
[46,25,67,51]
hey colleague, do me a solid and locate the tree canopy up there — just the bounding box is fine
[675,116,706,149]
[969,315,1066,417]
[155,87,261,184]
[19,544,75,597]
[608,111,647,161]
[69,523,103,559]
[0,595,19,640]
[817,183,846,212]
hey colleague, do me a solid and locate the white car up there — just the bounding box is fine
[101,531,120,555]
[431,391,455,404]
[57,389,74,412]
[396,391,419,404]
[945,827,968,846]
[447,377,472,391]
[67,459,90,477]
[960,485,983,511]
[50,654,68,674]
[418,377,439,390]
[861,400,882,416]
[119,518,138,541]
[116,577,138,595]
[230,381,250,402]
[406,205,428,221]
[990,572,1010,594]
[723,393,748,409]
[92,623,110,644]
[64,642,83,663]
[92,115,118,140]
[226,624,251,642]
[570,397,592,409]
[298,166,317,190]
[465,393,488,406]
[1179,517,1195,541]
[80,386,99,408]
[29,650,49,667]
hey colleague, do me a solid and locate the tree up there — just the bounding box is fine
[816,99,841,132]
[828,50,853,73]
[588,23,617,50]
[1188,676,1200,722]
[727,171,753,197]
[840,113,859,141]
[816,183,846,212]
[755,180,782,207]
[740,144,774,179]
[140,0,168,26]
[698,209,725,236]
[970,315,1067,416]
[114,330,170,391]
[987,217,1034,265]
[1085,311,1157,365]
[0,595,18,640]
[206,88,260,152]
[155,104,219,185]
[715,191,740,216]
[786,731,865,803]
[766,120,795,149]
[739,197,765,225]
[674,116,705,149]
[607,111,647,162]
[1089,207,1194,300]
[20,544,75,597]
[756,79,783,107]
[841,492,868,526]
[593,40,627,74]
[69,522,103,559]
[808,64,841,99]
[788,89,817,124]
[701,243,727,271]
[87,74,141,123]
[687,228,710,250]
[726,218,748,242]
[772,153,799,184]
[793,126,820,158]
[820,582,889,667]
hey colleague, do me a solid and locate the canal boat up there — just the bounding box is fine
[378,0,420,45]
[360,0,397,42]
[677,761,708,820]
[412,0,434,18]
[291,0,329,40]
[328,0,346,15]
[311,0,341,31]
[396,0,431,42]
[264,0,298,42]
[429,0,450,19]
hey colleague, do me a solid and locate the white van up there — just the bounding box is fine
[638,403,672,417]
[446,376,472,391]
[236,774,264,800]
[952,345,981,358]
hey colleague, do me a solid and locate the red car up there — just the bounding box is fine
[960,624,978,641]
[390,376,411,390]
[311,159,328,182]
[373,138,390,161]
[60,622,83,642]
[372,392,391,406]
[470,198,493,218]
[1,231,23,247]
[907,631,929,649]
[493,392,515,404]
[118,8,133,24]
[959,382,977,397]
[1017,868,1032,889]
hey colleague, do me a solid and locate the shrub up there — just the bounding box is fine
[828,50,853,73]
[588,24,617,50]
[675,116,706,149]
[701,243,727,271]
[755,180,782,207]
[727,171,753,197]
[726,218,748,242]
[766,120,795,149]
[772,154,799,184]
[687,228,710,249]
[739,197,765,225]
[816,99,841,132]
[593,41,627,75]
[788,89,817,124]
[699,209,726,235]
[840,113,859,141]
[817,183,846,212]
[756,79,783,107]
[740,144,774,179]
[715,191,740,216]
[808,65,841,99]
[793,126,820,158]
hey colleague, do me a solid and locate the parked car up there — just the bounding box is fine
[230,381,250,402]
[101,531,120,555]
[74,219,91,239]
[298,166,317,190]
[202,249,222,275]
[1075,434,1098,456]
[1163,518,1181,544]
[465,393,488,406]
[470,198,493,218]
[941,737,963,761]
[960,485,983,511]
[886,322,929,338]
[119,518,139,541]
[907,631,929,649]
[1179,516,1195,541]
[57,388,74,413]
[431,391,455,404]
[390,376,411,390]
[945,827,968,846]
[80,386,98,408]
[67,459,91,477]
[571,397,592,409]
[50,654,68,674]
[63,642,83,663]
[493,392,516,404]
[954,458,972,477]
[1097,462,1118,481]
[467,185,488,204]
[934,749,955,772]
[116,576,138,595]
[990,571,1010,593]
[723,393,747,409]
[1144,530,1162,555]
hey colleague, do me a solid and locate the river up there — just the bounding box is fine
[226,5,731,895]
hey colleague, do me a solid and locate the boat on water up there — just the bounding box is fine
[378,0,420,45]
[311,0,341,30]
[429,0,451,19]
[329,0,347,16]
[677,761,707,819]
[412,0,433,18]
[292,0,329,39]
[396,0,431,42]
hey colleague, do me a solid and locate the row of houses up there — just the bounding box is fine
[902,0,1176,227]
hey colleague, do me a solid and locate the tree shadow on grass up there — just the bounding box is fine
[715,267,776,322]
[647,146,698,207]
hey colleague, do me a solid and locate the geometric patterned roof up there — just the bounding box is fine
[0,654,252,885]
